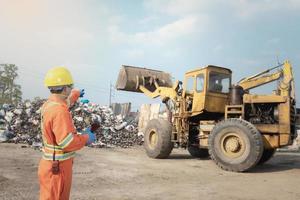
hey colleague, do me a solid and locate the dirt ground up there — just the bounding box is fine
[0,143,300,200]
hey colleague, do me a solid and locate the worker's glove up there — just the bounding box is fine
[80,99,90,104]
[79,89,85,98]
[82,128,96,145]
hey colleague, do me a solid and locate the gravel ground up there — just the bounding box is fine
[0,143,300,200]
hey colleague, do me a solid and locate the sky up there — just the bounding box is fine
[0,0,299,110]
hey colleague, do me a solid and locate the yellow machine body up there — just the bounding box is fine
[116,60,298,172]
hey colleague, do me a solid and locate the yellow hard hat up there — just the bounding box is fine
[44,66,74,87]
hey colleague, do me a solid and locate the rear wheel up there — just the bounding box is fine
[188,146,209,158]
[258,148,276,165]
[187,125,209,158]
[208,118,264,172]
[144,119,173,159]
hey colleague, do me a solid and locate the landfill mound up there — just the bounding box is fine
[0,98,143,149]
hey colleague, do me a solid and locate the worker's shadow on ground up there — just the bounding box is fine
[250,153,300,173]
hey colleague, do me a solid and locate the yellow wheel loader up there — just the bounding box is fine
[116,61,299,172]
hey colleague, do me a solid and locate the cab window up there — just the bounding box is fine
[185,76,194,93]
[196,74,204,92]
[208,72,230,93]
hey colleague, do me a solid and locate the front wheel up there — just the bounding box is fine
[144,119,173,159]
[208,118,264,172]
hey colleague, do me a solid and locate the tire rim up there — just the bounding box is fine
[149,129,158,149]
[220,132,246,158]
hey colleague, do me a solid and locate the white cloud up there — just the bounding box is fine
[138,15,160,26]
[107,25,128,44]
[134,15,200,44]
[230,0,300,18]
[213,44,224,53]
[35,28,94,48]
[144,0,300,20]
[144,0,216,16]
[289,0,300,8]
[109,15,207,46]
[124,49,145,58]
[267,38,280,45]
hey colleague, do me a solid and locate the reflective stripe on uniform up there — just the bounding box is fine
[42,151,76,161]
[58,133,74,149]
[44,142,63,150]
[44,145,63,153]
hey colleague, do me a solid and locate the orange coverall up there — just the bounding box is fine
[38,90,89,200]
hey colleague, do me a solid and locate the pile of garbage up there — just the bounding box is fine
[0,99,44,147]
[0,98,143,149]
[71,102,143,148]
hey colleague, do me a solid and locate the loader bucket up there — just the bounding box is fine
[116,65,173,93]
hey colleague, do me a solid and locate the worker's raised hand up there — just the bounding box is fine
[79,89,85,98]
[82,128,96,145]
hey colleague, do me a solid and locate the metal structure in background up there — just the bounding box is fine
[116,60,298,172]
[111,102,131,118]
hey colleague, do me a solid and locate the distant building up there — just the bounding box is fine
[111,103,131,118]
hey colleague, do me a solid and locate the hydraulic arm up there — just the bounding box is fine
[237,60,295,98]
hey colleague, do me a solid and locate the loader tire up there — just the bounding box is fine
[144,119,173,159]
[188,146,209,158]
[208,118,264,172]
[257,148,276,165]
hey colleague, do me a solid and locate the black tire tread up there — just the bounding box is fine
[208,118,263,172]
[144,119,173,159]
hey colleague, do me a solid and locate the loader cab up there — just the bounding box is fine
[183,65,232,116]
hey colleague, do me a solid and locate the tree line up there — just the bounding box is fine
[0,64,22,105]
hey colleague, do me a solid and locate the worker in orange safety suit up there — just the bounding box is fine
[38,66,96,200]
